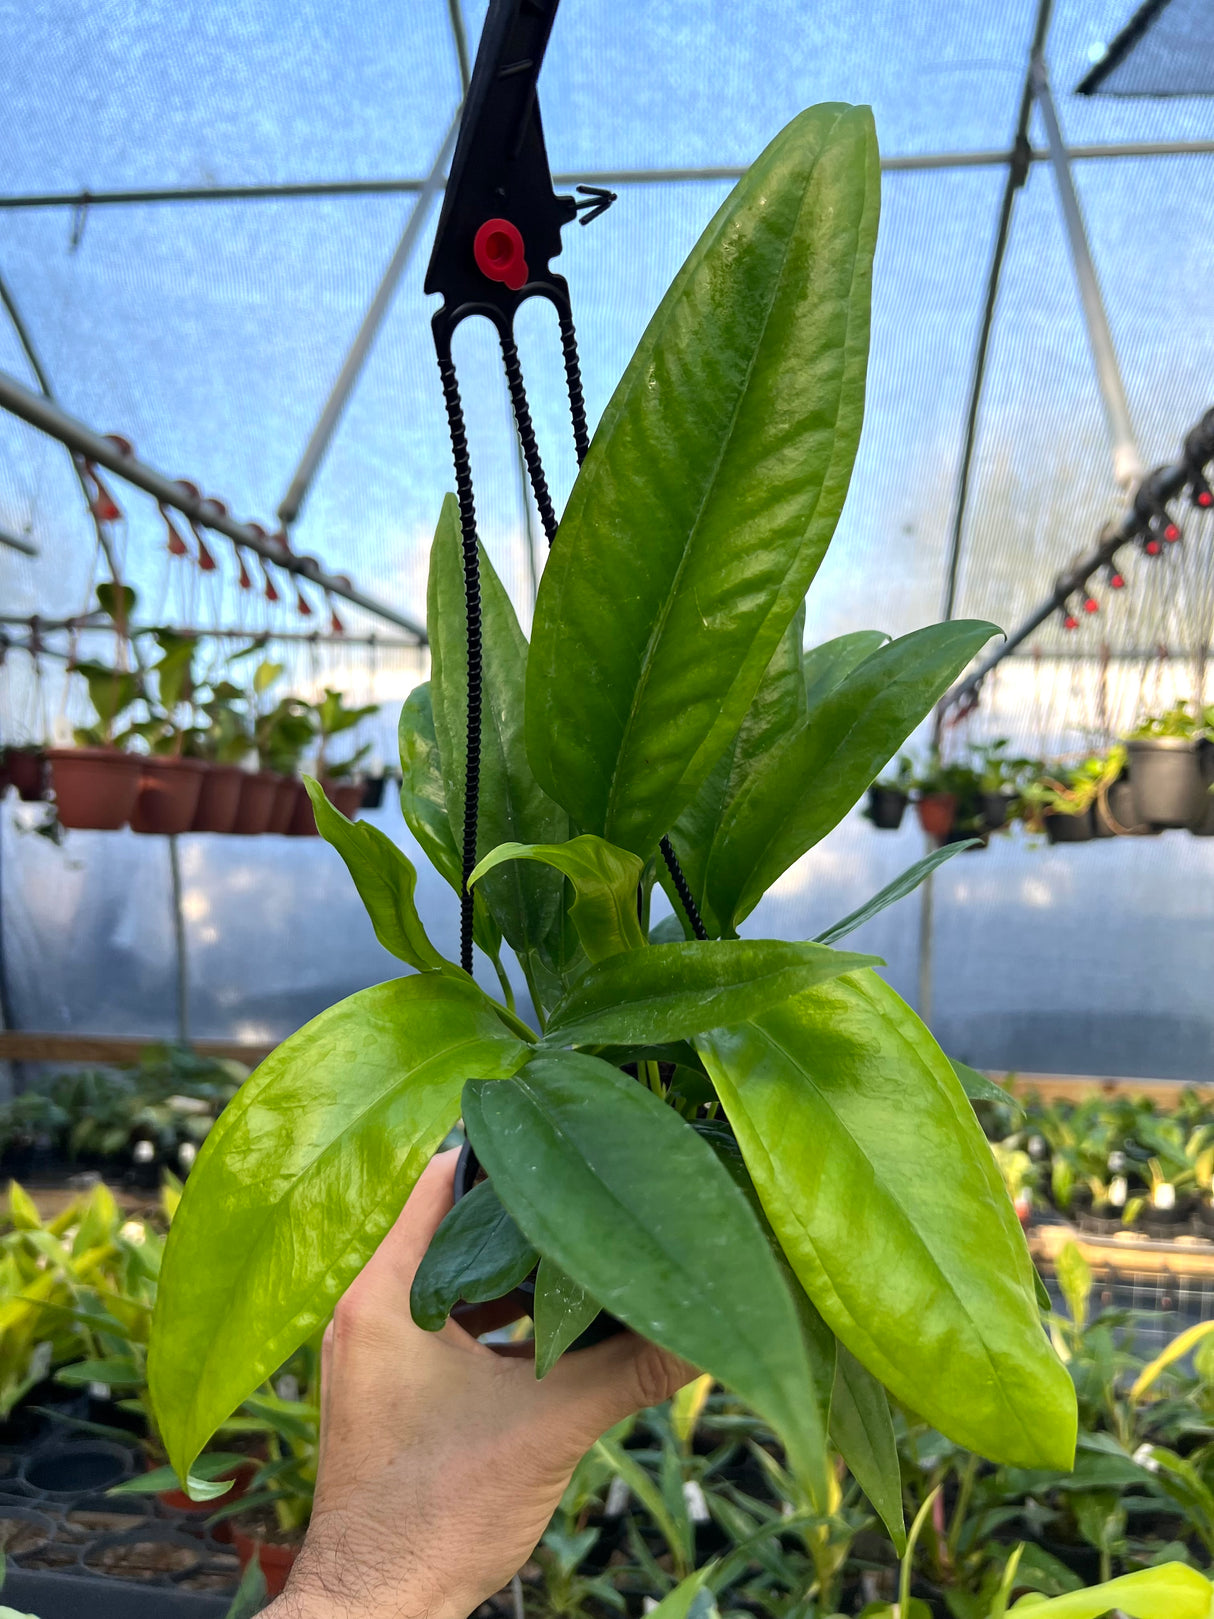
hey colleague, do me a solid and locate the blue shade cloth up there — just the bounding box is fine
[1,0,1212,1080]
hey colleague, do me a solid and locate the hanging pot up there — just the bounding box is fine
[232,770,279,836]
[267,774,298,835]
[865,785,907,830]
[981,790,1010,831]
[191,763,244,834]
[130,757,206,835]
[1044,808,1094,843]
[46,746,142,830]
[328,779,365,819]
[1127,736,1205,829]
[6,747,46,802]
[1191,740,1214,837]
[288,779,320,836]
[915,793,956,838]
[360,772,387,810]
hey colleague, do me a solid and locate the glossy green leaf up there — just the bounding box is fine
[830,1343,905,1553]
[533,1258,600,1378]
[801,629,889,710]
[110,1451,248,1501]
[1006,1563,1211,1618]
[706,619,999,927]
[526,104,881,857]
[665,607,808,935]
[541,939,879,1049]
[410,1178,538,1332]
[814,841,977,946]
[399,683,501,961]
[427,494,567,954]
[696,971,1077,1470]
[149,975,530,1482]
[462,1053,831,1505]
[306,777,451,973]
[470,835,644,963]
[950,1058,1023,1115]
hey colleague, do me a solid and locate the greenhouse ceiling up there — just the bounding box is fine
[0,0,1211,666]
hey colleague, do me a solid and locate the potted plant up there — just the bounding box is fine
[234,663,310,835]
[1125,703,1207,829]
[145,108,1075,1543]
[1019,751,1123,844]
[1191,705,1214,837]
[312,687,380,819]
[1,743,46,802]
[911,754,987,843]
[866,755,912,830]
[127,629,207,835]
[973,738,1036,831]
[46,585,144,830]
[189,679,250,834]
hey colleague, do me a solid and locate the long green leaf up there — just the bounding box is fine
[696,971,1076,1470]
[526,104,880,858]
[306,777,451,972]
[801,629,889,710]
[829,1342,905,1552]
[470,836,644,964]
[462,1053,831,1505]
[149,975,529,1482]
[398,681,501,960]
[541,939,878,1049]
[428,495,567,953]
[706,619,998,927]
[813,840,977,946]
[665,607,808,935]
[950,1058,1023,1114]
[410,1178,538,1332]
[533,1258,600,1378]
[1006,1563,1211,1619]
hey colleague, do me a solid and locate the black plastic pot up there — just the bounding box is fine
[1044,808,1094,843]
[1127,736,1206,829]
[452,1142,622,1351]
[1093,777,1150,837]
[0,1568,230,1618]
[865,785,907,830]
[981,791,1010,830]
[1191,740,1214,837]
[359,773,387,809]
[942,826,988,849]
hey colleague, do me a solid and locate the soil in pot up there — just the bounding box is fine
[6,747,46,801]
[130,757,206,835]
[1044,809,1094,843]
[267,775,298,836]
[232,771,278,835]
[1127,736,1206,829]
[866,786,907,830]
[915,792,956,838]
[47,747,142,831]
[191,764,244,834]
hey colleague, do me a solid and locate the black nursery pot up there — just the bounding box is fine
[1127,736,1206,829]
[1045,808,1094,843]
[360,773,387,810]
[1191,740,1214,837]
[866,786,907,830]
[981,791,1010,831]
[452,1141,623,1351]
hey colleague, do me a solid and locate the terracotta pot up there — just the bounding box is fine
[233,770,279,835]
[329,779,365,819]
[130,756,206,835]
[268,775,298,835]
[915,793,956,838]
[7,747,46,801]
[233,1527,300,1598]
[191,763,244,834]
[288,780,320,836]
[47,746,142,830]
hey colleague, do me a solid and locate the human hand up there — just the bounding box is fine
[270,1149,692,1619]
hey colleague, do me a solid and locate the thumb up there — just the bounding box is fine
[535,1329,697,1451]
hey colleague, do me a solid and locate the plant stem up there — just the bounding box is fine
[946,1452,977,1563]
[491,953,516,1013]
[643,1060,663,1096]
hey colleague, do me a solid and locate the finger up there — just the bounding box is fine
[343,1148,459,1309]
[537,1330,696,1437]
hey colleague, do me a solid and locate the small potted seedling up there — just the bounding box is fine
[310,687,380,822]
[128,629,208,835]
[47,584,144,829]
[190,680,252,833]
[866,755,912,830]
[1125,703,1207,829]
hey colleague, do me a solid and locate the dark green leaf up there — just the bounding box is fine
[949,1058,1022,1116]
[533,1258,600,1378]
[410,1178,538,1332]
[541,939,879,1049]
[149,975,530,1483]
[428,496,567,954]
[706,619,999,927]
[109,1452,248,1499]
[830,1343,905,1552]
[463,1053,831,1505]
[470,835,644,963]
[801,630,889,710]
[306,777,451,973]
[54,1357,141,1388]
[814,841,977,946]
[399,681,501,960]
[696,970,1076,1470]
[526,105,880,857]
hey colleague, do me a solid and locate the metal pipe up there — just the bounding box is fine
[1032,55,1141,488]
[2,142,1212,211]
[0,614,420,649]
[0,368,427,642]
[276,109,461,528]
